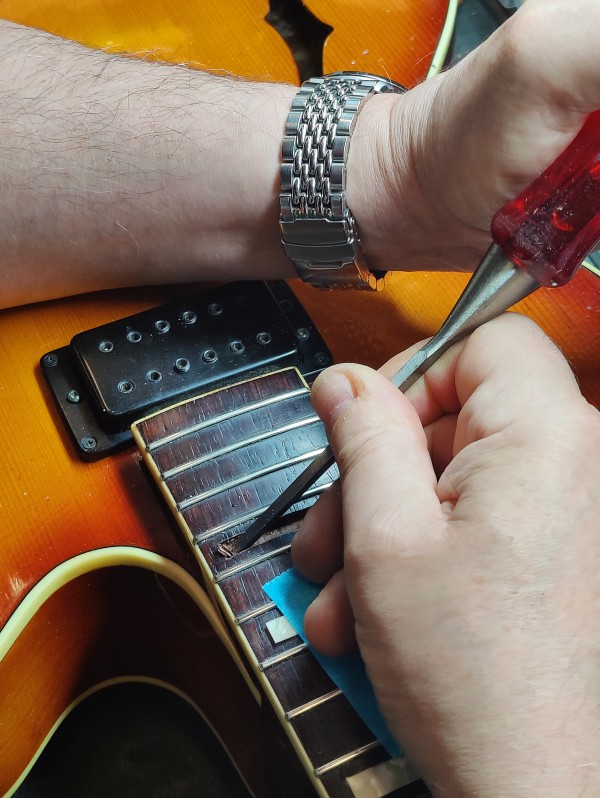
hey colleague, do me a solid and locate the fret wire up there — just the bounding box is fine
[313,740,383,777]
[162,414,321,480]
[177,448,326,511]
[195,510,260,543]
[147,386,308,451]
[285,689,342,720]
[235,600,276,624]
[193,480,334,543]
[214,542,292,582]
[258,642,307,671]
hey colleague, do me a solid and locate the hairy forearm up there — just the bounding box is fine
[3,2,599,310]
[0,20,297,307]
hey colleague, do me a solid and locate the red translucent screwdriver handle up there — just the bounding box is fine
[491,110,600,286]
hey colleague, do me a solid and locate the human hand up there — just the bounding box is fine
[348,0,600,273]
[292,313,600,798]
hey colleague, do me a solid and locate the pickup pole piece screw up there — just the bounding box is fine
[256,332,272,345]
[181,311,197,325]
[202,349,218,363]
[127,330,142,343]
[296,327,310,340]
[229,340,245,354]
[174,358,191,373]
[154,320,170,334]
[208,302,223,316]
[99,340,114,353]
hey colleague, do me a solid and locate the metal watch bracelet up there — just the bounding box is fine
[280,72,406,290]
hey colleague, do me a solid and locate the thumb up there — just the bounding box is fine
[310,364,444,566]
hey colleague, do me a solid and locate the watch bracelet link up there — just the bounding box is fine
[280,72,406,290]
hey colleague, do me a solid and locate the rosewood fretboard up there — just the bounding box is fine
[132,368,430,798]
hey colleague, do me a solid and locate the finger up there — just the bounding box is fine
[293,336,465,585]
[379,313,583,456]
[423,413,459,477]
[310,361,444,564]
[378,337,462,425]
[376,339,463,474]
[303,569,357,657]
[291,482,344,585]
[445,313,583,451]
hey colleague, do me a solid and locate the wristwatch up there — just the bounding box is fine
[280,72,406,290]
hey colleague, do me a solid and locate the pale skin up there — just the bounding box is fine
[293,314,600,797]
[1,0,600,795]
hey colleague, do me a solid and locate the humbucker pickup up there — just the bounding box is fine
[41,281,332,460]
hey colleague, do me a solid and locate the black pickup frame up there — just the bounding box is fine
[41,281,332,460]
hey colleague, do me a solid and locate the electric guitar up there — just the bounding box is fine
[1,1,599,796]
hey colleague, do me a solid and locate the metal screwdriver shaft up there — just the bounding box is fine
[218,245,540,558]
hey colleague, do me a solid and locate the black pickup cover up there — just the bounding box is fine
[41,281,332,460]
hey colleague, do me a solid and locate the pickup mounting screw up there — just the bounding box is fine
[43,353,59,368]
[80,436,97,452]
[174,358,191,373]
[66,390,81,403]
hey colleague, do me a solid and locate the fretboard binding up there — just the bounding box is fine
[193,480,334,543]
[285,688,342,720]
[235,600,276,624]
[176,448,326,511]
[258,642,307,671]
[161,414,321,480]
[214,542,292,582]
[146,386,308,451]
[313,740,383,778]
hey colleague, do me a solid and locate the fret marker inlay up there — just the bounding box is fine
[266,615,298,645]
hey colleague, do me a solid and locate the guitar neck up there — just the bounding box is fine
[132,368,429,798]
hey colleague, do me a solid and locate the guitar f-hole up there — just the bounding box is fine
[265,0,333,82]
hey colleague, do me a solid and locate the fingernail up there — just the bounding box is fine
[316,370,357,427]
